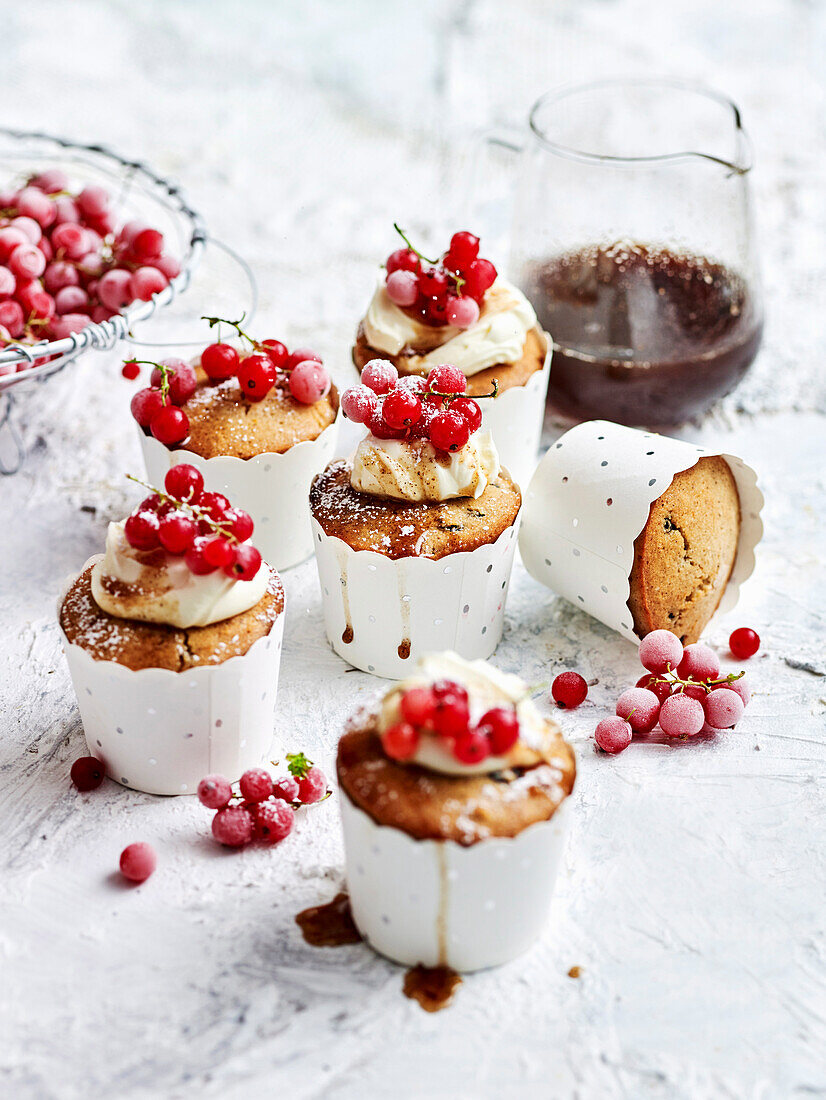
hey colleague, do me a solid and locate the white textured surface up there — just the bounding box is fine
[1,2,825,1098]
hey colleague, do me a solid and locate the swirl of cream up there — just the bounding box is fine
[91,521,268,628]
[350,431,499,502]
[363,276,537,377]
[378,652,554,777]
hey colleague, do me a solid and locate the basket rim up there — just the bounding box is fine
[0,127,208,393]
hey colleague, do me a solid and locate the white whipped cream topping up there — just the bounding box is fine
[363,275,537,377]
[91,521,268,629]
[350,430,499,502]
[379,652,549,777]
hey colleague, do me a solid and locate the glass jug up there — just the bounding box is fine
[474,78,763,427]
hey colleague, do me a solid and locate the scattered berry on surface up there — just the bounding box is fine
[729,627,760,660]
[70,756,105,791]
[119,842,157,883]
[551,671,588,709]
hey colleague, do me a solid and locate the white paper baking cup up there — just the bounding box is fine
[479,329,551,487]
[311,517,520,679]
[57,569,285,796]
[519,420,764,643]
[340,791,570,971]
[140,403,341,572]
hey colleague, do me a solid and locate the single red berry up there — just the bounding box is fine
[635,674,672,704]
[399,686,437,728]
[158,512,197,554]
[639,629,684,674]
[132,227,164,261]
[212,806,254,847]
[417,267,448,298]
[367,404,405,440]
[341,384,378,424]
[130,387,166,428]
[151,358,197,405]
[70,756,105,791]
[450,397,482,433]
[714,677,751,708]
[729,627,760,659]
[615,687,661,733]
[254,799,295,845]
[453,729,490,765]
[238,353,276,402]
[676,644,720,683]
[272,774,300,802]
[447,231,480,268]
[426,363,467,396]
[361,358,398,395]
[551,671,588,709]
[595,717,632,754]
[289,360,330,404]
[239,768,274,802]
[703,688,745,729]
[463,257,497,299]
[386,248,419,274]
[121,360,140,381]
[164,463,203,502]
[430,410,470,453]
[260,338,288,369]
[382,386,422,429]
[151,405,189,446]
[286,346,322,371]
[432,695,470,740]
[224,507,254,542]
[479,707,519,754]
[202,536,235,569]
[201,342,239,381]
[297,766,327,804]
[119,842,157,883]
[124,511,161,551]
[658,694,705,738]
[224,543,262,581]
[197,774,233,810]
[382,722,420,760]
[199,491,231,521]
[432,680,469,705]
[185,536,218,575]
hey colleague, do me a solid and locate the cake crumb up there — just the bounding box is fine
[567,965,582,979]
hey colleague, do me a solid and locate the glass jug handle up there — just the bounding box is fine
[454,126,525,261]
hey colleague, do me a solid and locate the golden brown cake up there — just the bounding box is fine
[353,325,546,398]
[310,458,521,560]
[60,563,284,672]
[175,365,338,460]
[338,713,575,846]
[627,456,741,644]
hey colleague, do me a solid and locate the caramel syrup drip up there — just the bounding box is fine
[295,893,361,947]
[335,543,354,645]
[403,965,462,1012]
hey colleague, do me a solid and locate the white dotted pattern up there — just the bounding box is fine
[519,420,764,643]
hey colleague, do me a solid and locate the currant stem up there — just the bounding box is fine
[393,223,438,266]
[201,312,258,349]
[429,379,498,404]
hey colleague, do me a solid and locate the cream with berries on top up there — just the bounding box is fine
[343,360,501,504]
[378,652,555,775]
[361,226,537,378]
[91,464,267,629]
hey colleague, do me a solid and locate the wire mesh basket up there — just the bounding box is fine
[0,127,207,471]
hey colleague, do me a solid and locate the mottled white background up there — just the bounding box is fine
[1,2,825,1098]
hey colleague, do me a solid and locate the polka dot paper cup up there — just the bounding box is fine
[480,329,552,487]
[57,564,285,796]
[518,420,763,643]
[340,792,571,971]
[311,518,520,679]
[140,397,341,573]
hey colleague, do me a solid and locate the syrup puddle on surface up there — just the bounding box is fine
[403,964,462,1012]
[295,892,361,947]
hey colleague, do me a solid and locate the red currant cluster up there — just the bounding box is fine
[126,315,331,447]
[343,360,490,454]
[197,755,329,848]
[382,679,520,766]
[123,464,262,581]
[594,628,759,754]
[0,169,177,374]
[385,225,497,328]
